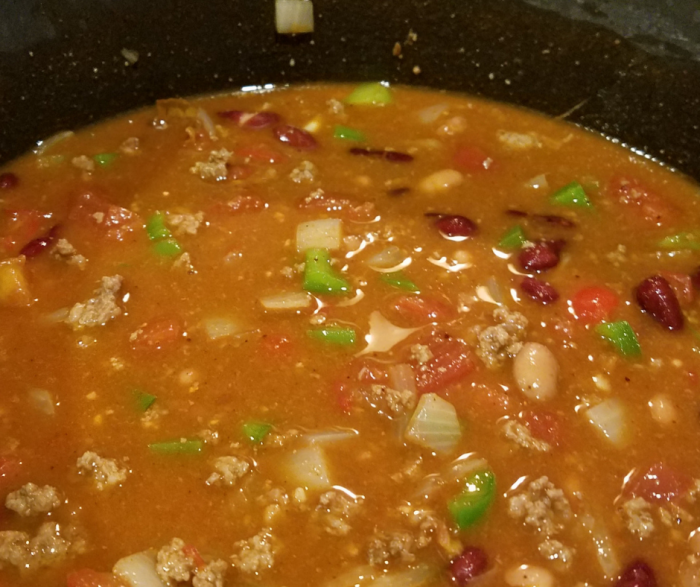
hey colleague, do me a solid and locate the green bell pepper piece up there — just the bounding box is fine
[146,212,172,241]
[134,389,157,412]
[658,231,700,251]
[498,225,527,249]
[380,271,419,292]
[333,125,367,142]
[148,438,204,455]
[153,238,182,257]
[344,82,393,105]
[303,248,350,295]
[549,181,593,208]
[307,326,356,345]
[242,421,273,443]
[93,153,119,167]
[595,321,642,358]
[448,469,496,529]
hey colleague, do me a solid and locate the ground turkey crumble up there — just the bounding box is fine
[619,497,655,539]
[167,212,205,236]
[289,161,317,183]
[0,522,85,570]
[5,483,61,517]
[76,451,128,489]
[230,529,276,573]
[65,275,123,330]
[52,238,87,269]
[503,420,551,452]
[475,307,527,368]
[316,490,362,536]
[156,537,228,586]
[497,130,542,150]
[206,456,250,486]
[366,384,416,416]
[190,149,232,181]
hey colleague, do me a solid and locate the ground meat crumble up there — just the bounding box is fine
[503,420,551,452]
[190,149,232,181]
[65,275,123,330]
[76,451,128,489]
[167,212,205,236]
[5,483,61,517]
[206,456,250,487]
[475,307,528,368]
[52,238,87,269]
[316,490,362,536]
[365,384,416,416]
[0,522,85,570]
[230,528,276,573]
[289,160,317,183]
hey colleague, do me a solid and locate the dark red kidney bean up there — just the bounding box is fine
[434,215,477,239]
[349,147,413,162]
[520,276,559,304]
[273,125,318,151]
[506,209,528,217]
[616,560,656,587]
[450,547,488,586]
[635,275,684,331]
[20,225,59,258]
[533,214,576,228]
[691,267,700,291]
[0,172,19,189]
[518,241,561,272]
[218,111,281,129]
[387,187,410,196]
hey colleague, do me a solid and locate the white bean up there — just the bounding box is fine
[648,393,678,425]
[513,342,559,402]
[418,169,463,194]
[504,564,555,587]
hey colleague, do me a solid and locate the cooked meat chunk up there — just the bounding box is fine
[190,149,232,181]
[167,211,205,236]
[0,522,84,570]
[366,384,416,416]
[52,238,87,269]
[410,344,434,365]
[367,530,416,564]
[476,307,528,368]
[157,537,195,583]
[65,275,123,330]
[193,559,228,587]
[538,538,574,565]
[316,490,362,536]
[289,161,317,183]
[206,456,250,486]
[119,137,140,155]
[72,155,95,172]
[620,497,655,539]
[508,476,571,536]
[5,483,61,517]
[497,130,542,150]
[503,420,551,452]
[399,505,462,557]
[231,529,276,573]
[327,98,345,115]
[76,451,128,489]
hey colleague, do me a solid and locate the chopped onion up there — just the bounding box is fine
[260,292,312,310]
[113,551,168,587]
[405,393,461,453]
[28,388,55,416]
[525,173,548,190]
[578,510,620,579]
[418,103,448,124]
[476,277,503,305]
[197,108,218,140]
[275,0,314,34]
[366,246,411,273]
[585,398,627,447]
[303,428,359,445]
[202,316,245,340]
[371,565,434,587]
[304,116,322,133]
[388,363,417,394]
[324,565,375,587]
[43,307,70,324]
[284,446,331,490]
[296,218,342,252]
[356,311,420,356]
[33,130,74,155]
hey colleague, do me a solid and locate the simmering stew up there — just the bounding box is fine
[0,83,699,587]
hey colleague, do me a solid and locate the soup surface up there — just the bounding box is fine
[0,83,699,587]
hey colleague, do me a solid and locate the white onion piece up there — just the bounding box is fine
[578,511,620,579]
[585,399,627,447]
[356,311,420,356]
[366,246,411,273]
[43,307,70,324]
[197,108,217,140]
[284,446,331,491]
[296,218,342,252]
[371,565,434,587]
[113,551,167,587]
[324,566,375,587]
[33,130,74,155]
[388,363,416,394]
[275,0,314,34]
[525,173,548,190]
[260,292,311,310]
[28,388,55,416]
[202,316,245,340]
[303,428,358,445]
[405,393,461,453]
[303,116,322,133]
[418,103,448,124]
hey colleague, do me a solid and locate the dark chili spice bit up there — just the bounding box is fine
[506,209,528,217]
[349,147,414,162]
[450,546,488,586]
[635,275,684,331]
[615,560,657,587]
[520,276,559,304]
[20,225,59,258]
[518,241,562,272]
[533,214,576,228]
[274,125,318,151]
[434,215,478,239]
[0,172,19,189]
[387,187,410,196]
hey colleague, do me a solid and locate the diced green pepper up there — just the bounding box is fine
[148,438,203,455]
[333,125,367,142]
[658,231,700,251]
[595,321,642,358]
[93,153,118,167]
[134,389,157,412]
[498,225,527,249]
[549,181,593,208]
[380,271,419,292]
[307,326,357,345]
[153,238,182,257]
[242,421,273,443]
[303,248,350,295]
[448,469,496,529]
[146,212,172,241]
[344,82,393,106]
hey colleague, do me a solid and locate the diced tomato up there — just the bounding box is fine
[606,176,677,226]
[521,409,563,447]
[235,144,288,164]
[67,569,121,587]
[260,333,294,359]
[626,462,691,503]
[0,457,21,485]
[453,145,494,172]
[227,164,255,181]
[466,384,519,420]
[332,380,354,414]
[659,272,694,306]
[570,286,619,325]
[390,295,456,326]
[182,544,207,569]
[69,192,142,241]
[131,316,182,350]
[0,209,45,256]
[414,336,476,394]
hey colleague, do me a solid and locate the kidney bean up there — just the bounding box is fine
[616,560,656,587]
[520,276,559,304]
[506,209,528,217]
[0,172,18,189]
[518,241,561,272]
[450,547,488,585]
[349,147,413,162]
[273,125,318,150]
[218,110,281,129]
[20,225,59,258]
[434,215,478,239]
[635,275,684,331]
